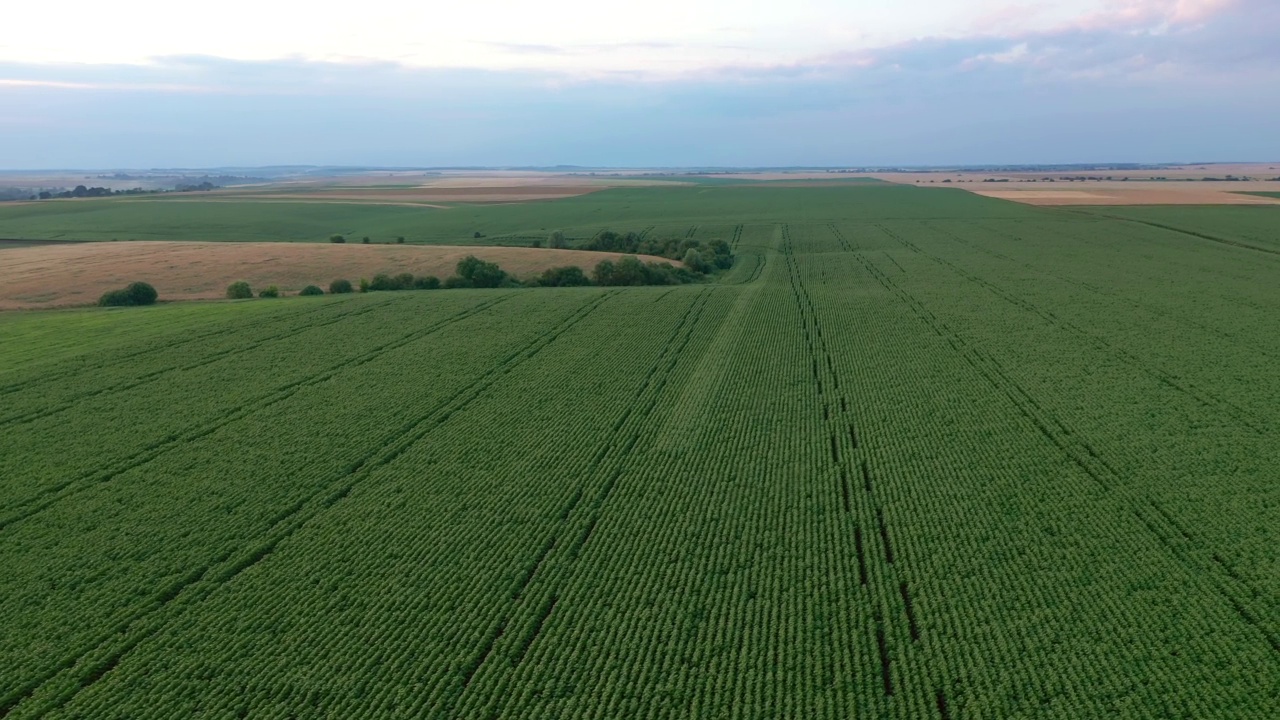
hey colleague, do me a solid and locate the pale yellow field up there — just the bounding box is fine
[0,242,679,309]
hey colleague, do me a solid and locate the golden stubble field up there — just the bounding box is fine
[0,242,679,309]
[868,163,1280,205]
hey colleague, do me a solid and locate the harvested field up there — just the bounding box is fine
[199,185,604,205]
[968,183,1280,205]
[0,241,678,309]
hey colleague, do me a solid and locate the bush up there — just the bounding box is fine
[530,239,543,249]
[362,236,371,244]
[359,278,370,293]
[299,285,324,296]
[98,281,157,307]
[396,236,405,244]
[124,281,157,305]
[594,256,695,287]
[443,275,471,289]
[413,275,441,290]
[329,234,346,244]
[329,279,353,294]
[396,272,415,289]
[455,255,507,288]
[537,266,591,287]
[548,230,569,249]
[368,273,399,291]
[473,231,484,239]
[258,285,279,298]
[226,281,253,299]
[683,248,710,273]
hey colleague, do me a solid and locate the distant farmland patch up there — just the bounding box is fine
[0,241,678,309]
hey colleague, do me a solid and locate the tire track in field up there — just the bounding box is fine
[839,227,1279,660]
[1,291,620,719]
[880,222,1269,435]
[0,295,512,529]
[449,290,715,716]
[1077,211,1280,258]
[0,299,342,397]
[882,223,1267,431]
[950,220,1278,362]
[793,226,948,714]
[0,297,402,428]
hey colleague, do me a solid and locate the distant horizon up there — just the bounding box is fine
[4,161,1279,174]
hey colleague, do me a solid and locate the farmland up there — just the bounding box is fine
[0,242,683,309]
[1,184,1277,718]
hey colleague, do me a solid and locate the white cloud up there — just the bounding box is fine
[4,0,1107,73]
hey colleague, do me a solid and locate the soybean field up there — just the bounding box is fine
[1,185,1277,718]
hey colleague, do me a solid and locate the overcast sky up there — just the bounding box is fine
[2,0,1278,168]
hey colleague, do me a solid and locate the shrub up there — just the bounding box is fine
[98,289,130,306]
[473,231,484,239]
[395,272,415,289]
[413,275,441,290]
[683,248,710,273]
[368,274,399,291]
[329,234,346,244]
[530,239,543,249]
[443,275,471,289]
[329,279,353,294]
[226,281,253,299]
[362,236,371,244]
[359,278,370,293]
[594,257,694,287]
[455,255,507,288]
[258,285,279,298]
[537,266,591,287]
[548,230,569,249]
[299,285,324,296]
[396,236,405,244]
[122,281,158,305]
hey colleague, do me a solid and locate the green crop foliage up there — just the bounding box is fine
[0,185,1277,718]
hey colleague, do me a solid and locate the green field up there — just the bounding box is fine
[0,185,1026,244]
[1,186,1277,718]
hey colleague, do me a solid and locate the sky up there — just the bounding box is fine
[2,0,1278,168]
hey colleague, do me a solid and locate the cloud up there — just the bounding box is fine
[0,0,1276,167]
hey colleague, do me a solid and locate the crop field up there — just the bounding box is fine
[1,185,1277,718]
[0,242,682,309]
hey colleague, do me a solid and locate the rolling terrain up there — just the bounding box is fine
[1,185,1277,718]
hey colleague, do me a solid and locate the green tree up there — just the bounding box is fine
[98,281,159,307]
[368,274,398,291]
[329,234,346,244]
[455,256,507,288]
[258,285,279,298]
[329,279,353,294]
[299,285,324,296]
[538,266,591,287]
[226,281,253,299]
[683,248,710,273]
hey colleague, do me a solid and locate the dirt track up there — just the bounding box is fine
[0,242,679,309]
